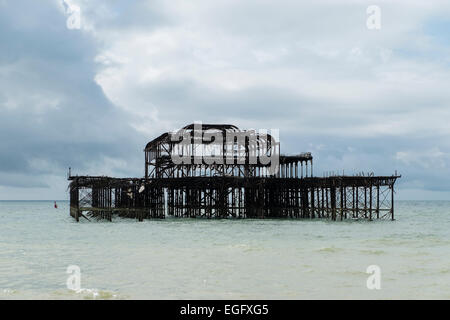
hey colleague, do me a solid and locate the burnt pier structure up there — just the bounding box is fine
[69,124,400,221]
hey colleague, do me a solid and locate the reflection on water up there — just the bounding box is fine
[0,200,449,299]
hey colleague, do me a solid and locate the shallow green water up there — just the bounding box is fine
[0,200,449,299]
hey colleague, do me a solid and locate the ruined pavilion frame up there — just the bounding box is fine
[68,123,400,222]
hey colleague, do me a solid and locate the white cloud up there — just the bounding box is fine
[80,0,450,136]
[395,148,449,169]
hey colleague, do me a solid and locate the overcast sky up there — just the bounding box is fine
[1,0,450,200]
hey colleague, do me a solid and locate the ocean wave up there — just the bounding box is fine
[359,249,386,255]
[2,288,18,296]
[316,246,343,253]
[67,288,120,300]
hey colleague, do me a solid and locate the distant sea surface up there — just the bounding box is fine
[0,200,449,299]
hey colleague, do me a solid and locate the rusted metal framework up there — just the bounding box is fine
[69,124,400,222]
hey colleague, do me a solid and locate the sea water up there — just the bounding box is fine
[0,200,449,299]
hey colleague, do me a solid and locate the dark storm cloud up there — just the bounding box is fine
[0,1,145,189]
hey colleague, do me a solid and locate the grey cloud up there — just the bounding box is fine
[0,1,146,191]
